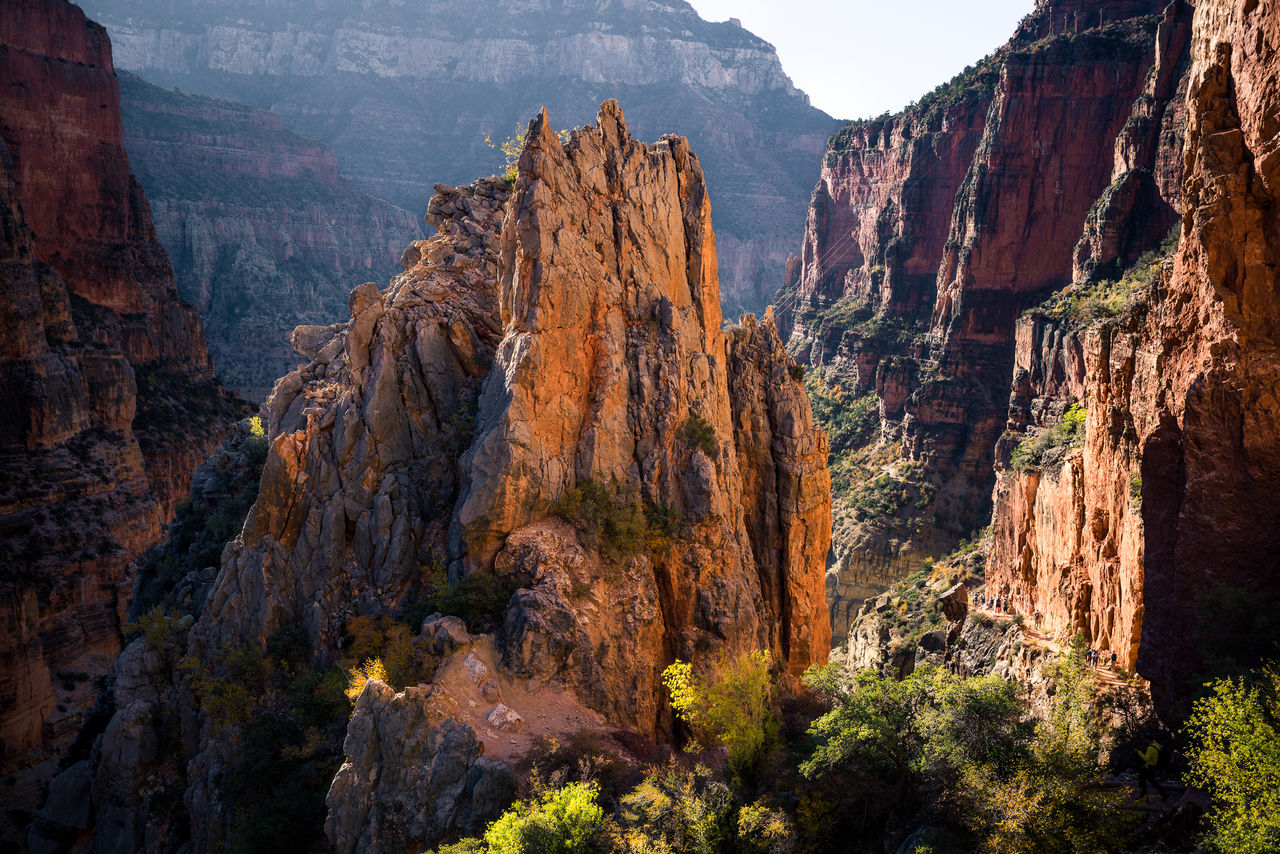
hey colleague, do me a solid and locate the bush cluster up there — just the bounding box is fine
[803,372,878,457]
[434,636,1161,854]
[1028,235,1176,329]
[1009,403,1086,472]
[554,478,680,562]
[681,413,719,459]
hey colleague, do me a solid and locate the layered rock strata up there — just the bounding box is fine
[987,0,1280,711]
[784,0,1174,636]
[77,0,841,314]
[0,0,236,841]
[46,102,830,853]
[118,72,423,401]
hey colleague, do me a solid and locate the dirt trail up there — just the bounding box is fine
[970,601,1130,688]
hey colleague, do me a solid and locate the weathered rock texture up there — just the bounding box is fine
[457,104,832,691]
[783,0,1174,636]
[77,0,840,314]
[987,0,1280,712]
[118,72,423,401]
[0,0,236,842]
[47,102,830,853]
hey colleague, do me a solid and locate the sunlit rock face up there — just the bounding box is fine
[989,0,1280,715]
[782,0,1176,637]
[38,102,831,853]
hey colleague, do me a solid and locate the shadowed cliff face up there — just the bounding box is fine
[987,0,1280,715]
[784,0,1171,638]
[75,0,840,317]
[0,0,237,841]
[47,101,830,853]
[117,72,424,402]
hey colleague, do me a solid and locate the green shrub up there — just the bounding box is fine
[401,567,518,636]
[801,657,1132,854]
[1184,665,1280,853]
[1028,246,1168,328]
[737,800,797,854]
[181,643,265,731]
[803,372,879,456]
[483,781,605,854]
[613,761,732,854]
[664,650,780,784]
[485,125,573,183]
[266,625,309,668]
[682,413,719,459]
[436,572,518,634]
[126,605,184,652]
[554,477,679,562]
[342,612,440,688]
[1009,403,1086,472]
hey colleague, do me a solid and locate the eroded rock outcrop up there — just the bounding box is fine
[457,105,830,690]
[50,102,830,853]
[0,0,236,839]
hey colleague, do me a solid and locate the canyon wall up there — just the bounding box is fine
[821,0,1280,717]
[77,0,840,316]
[987,0,1280,710]
[784,0,1177,638]
[118,72,423,401]
[0,0,237,842]
[36,102,830,853]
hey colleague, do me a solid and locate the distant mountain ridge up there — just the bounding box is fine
[118,72,423,401]
[77,0,841,314]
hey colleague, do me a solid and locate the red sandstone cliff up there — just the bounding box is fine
[784,0,1174,638]
[987,0,1280,712]
[0,0,237,835]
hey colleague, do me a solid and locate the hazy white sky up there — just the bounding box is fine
[685,0,1035,119]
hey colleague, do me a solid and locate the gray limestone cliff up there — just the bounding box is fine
[77,0,840,316]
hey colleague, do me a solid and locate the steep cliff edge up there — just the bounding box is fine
[987,0,1280,712]
[77,0,840,315]
[42,102,830,853]
[0,0,237,841]
[118,72,424,402]
[784,0,1177,638]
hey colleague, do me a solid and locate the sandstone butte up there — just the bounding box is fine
[792,0,1280,717]
[26,101,832,852]
[0,0,237,839]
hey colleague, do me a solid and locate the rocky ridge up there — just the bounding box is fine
[117,72,424,402]
[76,0,841,314]
[37,102,831,853]
[0,0,237,843]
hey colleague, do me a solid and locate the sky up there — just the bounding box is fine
[685,0,1035,120]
